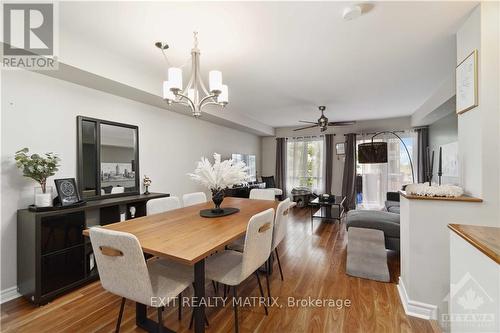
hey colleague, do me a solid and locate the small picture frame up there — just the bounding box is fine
[456,49,478,114]
[336,143,345,155]
[54,178,82,206]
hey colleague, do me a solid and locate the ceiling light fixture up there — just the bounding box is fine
[157,32,228,118]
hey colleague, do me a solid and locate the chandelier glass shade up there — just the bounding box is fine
[161,32,228,117]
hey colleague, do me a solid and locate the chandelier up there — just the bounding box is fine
[157,32,228,117]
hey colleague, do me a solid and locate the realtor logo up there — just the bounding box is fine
[2,2,57,69]
[442,272,497,331]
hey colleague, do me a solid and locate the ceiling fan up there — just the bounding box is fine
[294,106,356,132]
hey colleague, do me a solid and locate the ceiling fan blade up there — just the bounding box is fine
[328,121,356,127]
[298,120,318,124]
[293,124,319,131]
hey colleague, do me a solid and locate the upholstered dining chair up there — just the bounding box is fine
[227,189,275,252]
[249,188,276,201]
[204,209,275,333]
[228,199,293,285]
[89,227,192,333]
[270,198,294,281]
[146,196,181,215]
[182,192,207,207]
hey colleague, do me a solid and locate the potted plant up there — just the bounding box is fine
[15,148,60,207]
[188,153,248,213]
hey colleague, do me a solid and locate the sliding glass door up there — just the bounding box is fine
[356,132,416,209]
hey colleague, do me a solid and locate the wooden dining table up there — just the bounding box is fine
[83,197,278,333]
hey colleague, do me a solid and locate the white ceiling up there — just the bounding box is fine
[60,1,476,128]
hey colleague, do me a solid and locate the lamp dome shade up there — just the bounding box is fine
[358,142,388,163]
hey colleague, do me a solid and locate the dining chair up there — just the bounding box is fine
[227,189,276,253]
[146,196,181,215]
[249,188,275,200]
[228,199,293,283]
[270,198,294,281]
[111,186,125,194]
[89,227,192,333]
[205,208,275,333]
[182,192,207,207]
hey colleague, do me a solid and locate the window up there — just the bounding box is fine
[286,137,324,194]
[356,132,416,209]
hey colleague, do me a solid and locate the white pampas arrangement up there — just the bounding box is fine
[405,183,464,198]
[188,153,249,190]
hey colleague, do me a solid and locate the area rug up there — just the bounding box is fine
[346,227,390,282]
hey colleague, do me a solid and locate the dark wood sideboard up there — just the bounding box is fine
[17,192,169,305]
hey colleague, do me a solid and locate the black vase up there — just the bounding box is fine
[211,188,224,213]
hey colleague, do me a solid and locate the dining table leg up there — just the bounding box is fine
[136,302,174,333]
[194,259,206,333]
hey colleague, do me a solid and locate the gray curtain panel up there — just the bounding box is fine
[275,137,287,194]
[324,134,334,194]
[342,133,357,211]
[416,127,429,183]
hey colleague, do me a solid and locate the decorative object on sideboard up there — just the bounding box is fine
[143,175,151,195]
[456,49,478,114]
[15,148,60,207]
[188,153,248,217]
[129,206,136,218]
[77,116,140,200]
[54,178,83,206]
[405,183,464,198]
[438,147,443,186]
[425,146,435,186]
[157,32,228,118]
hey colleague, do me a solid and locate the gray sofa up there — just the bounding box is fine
[345,193,401,251]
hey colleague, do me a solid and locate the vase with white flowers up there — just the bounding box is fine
[188,153,248,214]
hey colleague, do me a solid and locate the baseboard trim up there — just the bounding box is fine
[397,277,437,320]
[1,286,21,304]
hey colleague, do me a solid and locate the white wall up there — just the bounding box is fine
[449,231,500,332]
[261,116,412,194]
[457,2,499,222]
[0,70,261,291]
[457,6,482,197]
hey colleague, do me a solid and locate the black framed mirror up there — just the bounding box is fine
[77,116,139,200]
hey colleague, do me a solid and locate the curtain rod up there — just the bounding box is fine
[278,134,337,140]
[343,126,428,137]
[344,130,406,136]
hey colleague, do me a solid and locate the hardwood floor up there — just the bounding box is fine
[1,207,438,333]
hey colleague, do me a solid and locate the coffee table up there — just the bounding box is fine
[310,195,346,230]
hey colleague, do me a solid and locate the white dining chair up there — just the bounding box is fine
[228,199,293,282]
[146,196,181,215]
[249,188,275,201]
[89,227,193,332]
[111,186,125,194]
[227,189,276,252]
[270,198,294,281]
[205,208,275,333]
[182,192,207,207]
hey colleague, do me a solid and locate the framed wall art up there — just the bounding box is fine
[456,49,478,114]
